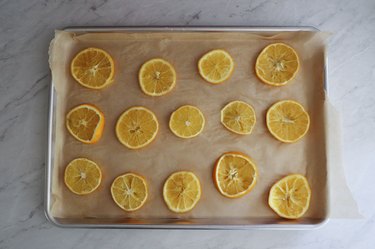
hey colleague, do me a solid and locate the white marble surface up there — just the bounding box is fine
[1,0,374,248]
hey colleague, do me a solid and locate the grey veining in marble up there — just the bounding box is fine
[1,0,375,248]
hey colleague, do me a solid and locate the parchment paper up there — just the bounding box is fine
[48,30,358,220]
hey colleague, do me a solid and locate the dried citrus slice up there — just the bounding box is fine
[221,100,256,135]
[255,43,299,86]
[198,49,234,84]
[268,174,311,219]
[66,104,105,144]
[266,100,310,143]
[213,152,258,198]
[64,158,102,195]
[163,171,201,213]
[111,173,148,212]
[139,58,176,96]
[71,47,115,89]
[169,105,205,138]
[116,106,159,149]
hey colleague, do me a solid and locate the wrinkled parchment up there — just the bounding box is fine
[48,30,358,221]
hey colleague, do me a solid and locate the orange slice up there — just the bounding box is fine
[198,49,234,84]
[116,106,159,149]
[213,152,258,198]
[139,58,176,96]
[255,43,299,86]
[66,104,105,144]
[221,100,256,135]
[266,100,310,143]
[64,158,102,195]
[169,105,205,138]
[163,171,201,213]
[268,174,311,219]
[111,173,148,212]
[71,47,115,89]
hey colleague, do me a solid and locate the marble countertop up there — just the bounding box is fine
[1,0,374,248]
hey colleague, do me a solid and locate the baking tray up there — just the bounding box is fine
[45,26,329,229]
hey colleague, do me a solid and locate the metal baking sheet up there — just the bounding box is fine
[45,26,329,229]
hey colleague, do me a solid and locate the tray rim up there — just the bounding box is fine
[45,25,329,230]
